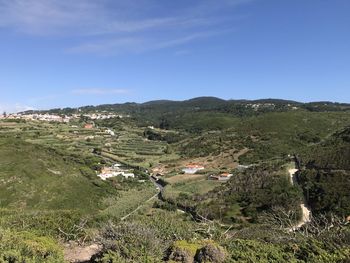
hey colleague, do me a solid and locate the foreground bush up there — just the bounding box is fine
[167,240,226,263]
[0,229,64,262]
[223,238,350,263]
[97,222,166,262]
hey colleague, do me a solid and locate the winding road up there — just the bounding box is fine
[288,168,311,231]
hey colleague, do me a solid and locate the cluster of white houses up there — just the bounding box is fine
[97,163,135,181]
[245,103,298,111]
[1,112,128,123]
[82,113,125,120]
[0,113,72,123]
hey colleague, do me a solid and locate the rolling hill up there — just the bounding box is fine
[0,137,120,216]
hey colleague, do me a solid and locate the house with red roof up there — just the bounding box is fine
[84,123,94,129]
[209,172,233,181]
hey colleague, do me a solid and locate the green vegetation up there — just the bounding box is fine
[162,161,303,225]
[298,126,350,217]
[164,180,222,200]
[0,229,64,262]
[0,121,159,260]
[0,137,116,213]
[1,97,350,262]
[223,237,350,263]
[99,187,157,220]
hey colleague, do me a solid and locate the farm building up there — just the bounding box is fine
[97,163,135,180]
[209,173,233,181]
[105,129,115,136]
[84,123,94,129]
[182,164,205,174]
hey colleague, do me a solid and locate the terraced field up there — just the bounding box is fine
[0,120,160,246]
[106,130,180,167]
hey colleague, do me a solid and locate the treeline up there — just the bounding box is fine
[298,169,350,216]
[163,161,302,225]
[298,126,350,217]
[143,128,183,144]
[23,97,350,133]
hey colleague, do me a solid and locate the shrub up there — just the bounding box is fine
[98,222,166,262]
[195,243,226,263]
[0,229,64,262]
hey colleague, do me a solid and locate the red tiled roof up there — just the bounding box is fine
[185,164,204,169]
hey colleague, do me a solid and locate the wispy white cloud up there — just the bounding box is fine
[0,0,96,35]
[68,30,232,55]
[0,89,130,113]
[14,103,36,112]
[151,30,232,50]
[0,0,228,35]
[0,102,36,113]
[0,0,253,54]
[72,88,129,95]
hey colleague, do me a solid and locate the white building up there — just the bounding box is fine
[182,164,205,174]
[209,173,233,181]
[105,129,115,136]
[97,164,135,180]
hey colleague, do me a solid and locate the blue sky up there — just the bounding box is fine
[0,0,350,112]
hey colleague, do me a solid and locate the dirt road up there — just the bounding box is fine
[288,168,311,230]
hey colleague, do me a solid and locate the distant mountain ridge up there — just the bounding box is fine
[21,96,350,115]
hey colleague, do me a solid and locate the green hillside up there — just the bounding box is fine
[0,137,116,212]
[301,126,350,170]
[175,110,350,162]
[236,111,350,163]
[298,127,350,216]
[5,98,350,262]
[26,97,350,131]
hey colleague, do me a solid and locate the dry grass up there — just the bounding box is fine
[158,147,249,176]
[165,173,207,184]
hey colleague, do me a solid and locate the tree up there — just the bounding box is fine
[159,117,170,130]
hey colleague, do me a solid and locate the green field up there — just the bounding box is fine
[163,179,223,201]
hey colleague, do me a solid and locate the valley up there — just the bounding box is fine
[0,98,349,262]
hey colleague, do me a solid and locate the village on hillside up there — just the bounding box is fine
[0,111,127,123]
[0,110,242,185]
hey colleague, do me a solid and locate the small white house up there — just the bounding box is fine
[182,164,205,174]
[97,164,135,180]
[209,173,233,181]
[105,129,115,136]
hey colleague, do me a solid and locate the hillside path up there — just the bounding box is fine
[120,190,159,221]
[64,244,102,263]
[288,168,311,231]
